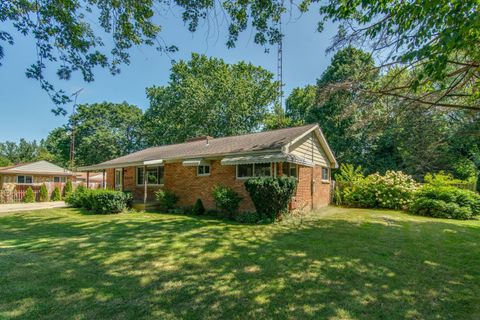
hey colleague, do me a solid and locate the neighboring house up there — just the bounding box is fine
[79,124,338,211]
[0,160,75,192]
[76,172,106,189]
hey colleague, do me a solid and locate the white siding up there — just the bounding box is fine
[289,132,330,167]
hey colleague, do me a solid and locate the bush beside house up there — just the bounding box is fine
[65,187,130,214]
[212,185,242,218]
[23,187,35,203]
[244,177,297,221]
[51,186,62,201]
[39,184,49,202]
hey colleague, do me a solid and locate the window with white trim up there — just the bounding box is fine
[54,176,67,183]
[322,167,329,181]
[137,166,164,185]
[236,163,271,179]
[16,175,33,184]
[197,165,210,176]
[282,163,297,178]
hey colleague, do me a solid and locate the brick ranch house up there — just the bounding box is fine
[79,124,338,212]
[0,161,76,201]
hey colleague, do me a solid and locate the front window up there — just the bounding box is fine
[137,166,164,185]
[197,165,210,176]
[254,163,271,177]
[54,176,66,183]
[322,167,329,181]
[17,175,33,184]
[282,163,297,178]
[236,163,271,179]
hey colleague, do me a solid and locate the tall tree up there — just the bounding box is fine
[285,85,316,125]
[45,102,143,167]
[307,47,378,165]
[0,139,54,164]
[143,53,278,145]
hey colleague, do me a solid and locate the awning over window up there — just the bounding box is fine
[182,159,210,167]
[221,152,315,167]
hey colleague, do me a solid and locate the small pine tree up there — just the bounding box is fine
[23,187,35,203]
[51,186,62,201]
[39,183,49,202]
[193,199,205,215]
[64,180,73,195]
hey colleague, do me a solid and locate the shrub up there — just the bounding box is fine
[212,185,242,217]
[64,185,92,209]
[123,191,133,208]
[341,170,419,210]
[193,199,205,215]
[51,186,62,201]
[39,183,49,202]
[23,187,35,203]
[64,180,73,195]
[155,189,179,211]
[244,177,297,220]
[90,190,127,214]
[409,185,480,220]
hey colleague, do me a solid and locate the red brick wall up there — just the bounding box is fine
[105,162,331,212]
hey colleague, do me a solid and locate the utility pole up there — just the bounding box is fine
[69,88,83,172]
[277,2,284,109]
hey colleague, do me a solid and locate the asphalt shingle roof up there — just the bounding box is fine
[85,124,318,169]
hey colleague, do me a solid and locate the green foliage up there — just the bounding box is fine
[263,104,294,130]
[51,187,62,201]
[285,85,316,125]
[0,139,54,165]
[424,172,473,187]
[244,177,297,220]
[339,170,419,210]
[192,199,205,215]
[65,187,127,214]
[334,164,365,205]
[45,102,144,167]
[38,184,49,202]
[90,190,128,214]
[316,0,480,110]
[64,180,73,195]
[0,156,11,167]
[155,190,179,211]
[23,187,35,203]
[212,185,242,217]
[143,53,278,145]
[410,186,480,220]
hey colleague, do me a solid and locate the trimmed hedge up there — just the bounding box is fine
[23,187,35,203]
[65,187,130,214]
[409,185,480,220]
[51,186,62,201]
[39,184,49,202]
[244,176,297,220]
[193,199,205,215]
[212,185,242,217]
[155,189,179,211]
[64,180,73,195]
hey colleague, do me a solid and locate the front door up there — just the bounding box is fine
[115,169,123,191]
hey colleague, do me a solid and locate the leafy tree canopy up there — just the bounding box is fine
[1,0,283,113]
[45,102,143,167]
[0,139,54,165]
[143,53,278,145]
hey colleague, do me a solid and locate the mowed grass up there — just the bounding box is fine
[0,207,479,320]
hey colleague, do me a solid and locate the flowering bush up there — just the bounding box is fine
[341,170,419,210]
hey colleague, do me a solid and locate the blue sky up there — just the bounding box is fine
[0,6,337,142]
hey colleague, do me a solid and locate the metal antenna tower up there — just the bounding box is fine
[277,8,283,109]
[69,88,83,172]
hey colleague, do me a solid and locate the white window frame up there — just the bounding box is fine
[321,167,330,182]
[236,163,272,180]
[197,165,211,176]
[282,163,298,178]
[54,176,67,183]
[136,166,165,186]
[16,175,33,185]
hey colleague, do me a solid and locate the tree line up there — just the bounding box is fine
[1,51,478,190]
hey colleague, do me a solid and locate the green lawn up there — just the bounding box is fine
[0,207,479,319]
